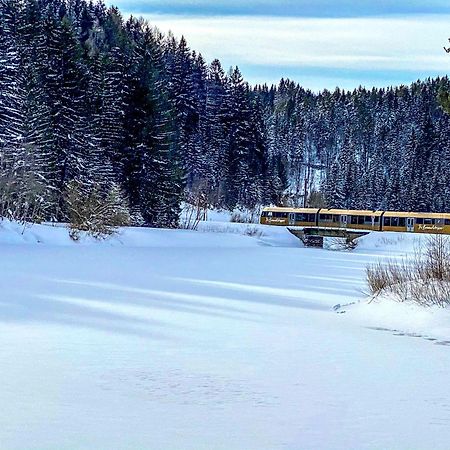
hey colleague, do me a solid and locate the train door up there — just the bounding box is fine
[406,217,414,232]
[340,215,348,228]
[288,213,296,226]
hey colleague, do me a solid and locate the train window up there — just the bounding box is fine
[416,218,423,224]
[308,214,316,222]
[261,211,267,217]
[320,214,332,221]
[333,215,339,222]
[384,217,391,226]
[424,218,433,225]
[446,219,450,225]
[295,213,304,221]
[267,211,273,217]
[364,216,372,223]
[351,216,364,225]
[390,217,405,227]
[436,218,444,226]
[374,217,380,223]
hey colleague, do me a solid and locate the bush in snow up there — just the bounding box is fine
[243,225,263,237]
[325,236,357,251]
[230,206,261,224]
[179,185,209,230]
[65,180,130,240]
[366,235,450,307]
[179,202,204,230]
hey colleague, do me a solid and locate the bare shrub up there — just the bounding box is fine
[244,225,263,238]
[179,202,205,231]
[230,207,261,224]
[197,222,263,239]
[366,235,450,307]
[179,185,209,230]
[378,234,407,247]
[326,236,358,251]
[66,180,130,240]
[366,258,414,301]
[420,234,450,281]
[366,262,391,295]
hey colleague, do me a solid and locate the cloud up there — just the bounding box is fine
[121,13,450,89]
[116,0,450,18]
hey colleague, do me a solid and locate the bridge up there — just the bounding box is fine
[288,227,371,248]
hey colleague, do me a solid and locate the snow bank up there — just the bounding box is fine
[0,219,257,248]
[197,220,301,247]
[0,218,301,249]
[355,230,446,255]
[0,220,76,246]
[341,295,450,343]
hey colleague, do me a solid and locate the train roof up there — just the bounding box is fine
[262,207,320,213]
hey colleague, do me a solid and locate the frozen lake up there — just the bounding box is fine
[0,223,449,449]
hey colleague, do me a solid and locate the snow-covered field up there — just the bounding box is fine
[1,220,450,450]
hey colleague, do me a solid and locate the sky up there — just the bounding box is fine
[109,0,450,91]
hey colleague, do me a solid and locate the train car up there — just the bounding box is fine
[317,209,382,231]
[260,207,319,227]
[260,207,450,235]
[382,212,450,233]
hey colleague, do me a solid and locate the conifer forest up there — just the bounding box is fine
[1,0,450,228]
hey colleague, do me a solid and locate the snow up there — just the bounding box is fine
[1,220,450,449]
[356,230,428,254]
[344,296,450,342]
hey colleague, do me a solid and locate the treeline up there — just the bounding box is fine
[0,0,281,228]
[267,78,450,213]
[1,0,449,231]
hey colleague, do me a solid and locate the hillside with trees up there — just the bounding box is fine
[1,0,450,230]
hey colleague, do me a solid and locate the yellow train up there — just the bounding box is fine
[260,207,450,234]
